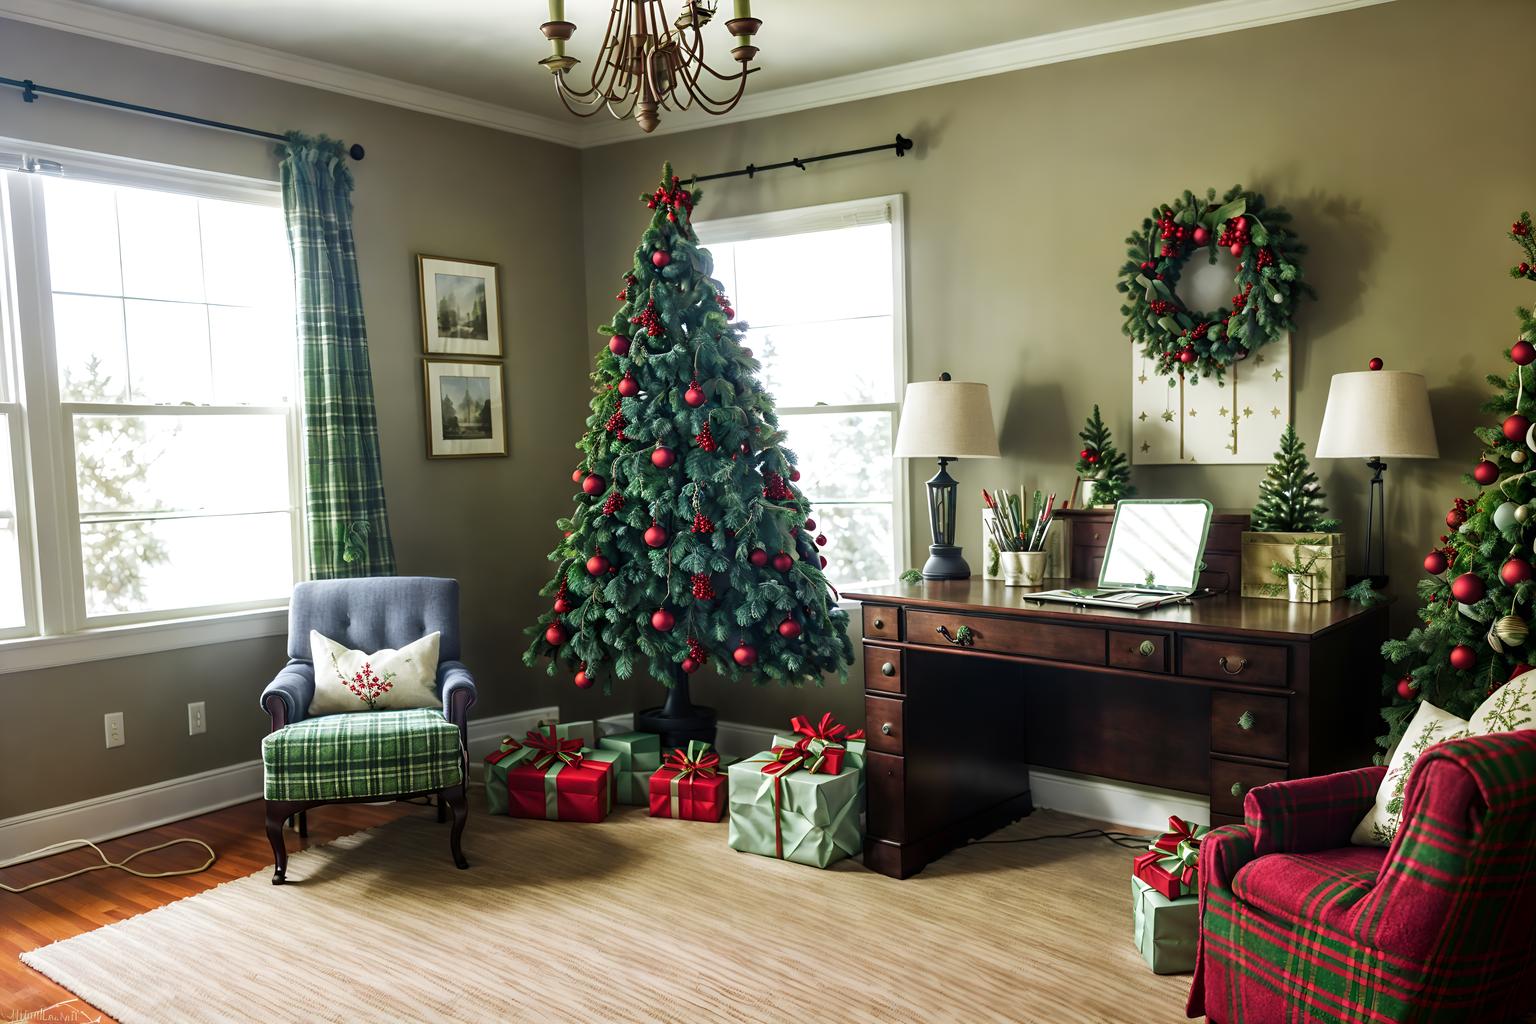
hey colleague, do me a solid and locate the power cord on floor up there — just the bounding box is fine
[0,837,216,894]
[969,828,1156,850]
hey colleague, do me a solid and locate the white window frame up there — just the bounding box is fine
[0,138,302,673]
[695,194,910,590]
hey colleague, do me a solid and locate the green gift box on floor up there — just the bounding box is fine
[537,718,599,749]
[483,735,539,816]
[598,730,662,805]
[727,751,861,869]
[1132,876,1199,975]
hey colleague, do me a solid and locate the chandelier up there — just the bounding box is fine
[538,1,762,134]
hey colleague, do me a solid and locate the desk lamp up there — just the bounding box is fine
[1315,358,1439,585]
[893,373,1001,579]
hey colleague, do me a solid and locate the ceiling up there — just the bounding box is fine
[1,0,1393,146]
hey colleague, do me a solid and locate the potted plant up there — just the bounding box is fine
[1260,542,1330,604]
[1241,424,1345,602]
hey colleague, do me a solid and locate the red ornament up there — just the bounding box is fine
[804,518,816,531]
[644,522,668,548]
[1367,356,1384,371]
[1447,507,1468,529]
[1178,348,1196,364]
[1505,413,1532,442]
[617,373,639,397]
[772,551,793,572]
[571,468,584,484]
[582,473,605,496]
[684,380,706,407]
[789,469,801,482]
[1423,550,1449,575]
[1449,644,1477,672]
[651,250,671,268]
[778,618,802,639]
[1513,340,1536,366]
[1395,676,1417,701]
[609,335,630,356]
[733,643,757,667]
[748,548,769,567]
[1474,460,1500,485]
[681,657,700,674]
[1192,226,1210,247]
[1511,663,1533,681]
[553,597,573,614]
[574,664,594,689]
[819,555,827,568]
[651,445,676,468]
[815,534,828,547]
[1501,557,1535,585]
[1450,572,1486,604]
[651,608,675,632]
[1229,241,1244,257]
[544,623,568,646]
[586,553,610,576]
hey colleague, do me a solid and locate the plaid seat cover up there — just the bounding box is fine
[1189,731,1536,1024]
[1229,846,1385,934]
[263,708,463,802]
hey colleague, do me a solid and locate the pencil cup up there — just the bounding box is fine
[1002,551,1047,587]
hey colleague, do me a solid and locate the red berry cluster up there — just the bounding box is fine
[716,292,736,319]
[1183,322,1210,341]
[604,410,627,438]
[629,298,663,337]
[1217,215,1250,253]
[686,636,708,664]
[694,422,718,452]
[691,511,714,534]
[1255,247,1275,270]
[1445,497,1474,528]
[614,273,637,302]
[690,573,715,601]
[602,492,624,516]
[1148,299,1176,317]
[1079,447,1099,465]
[1515,262,1536,280]
[1230,283,1252,312]
[763,472,794,500]
[647,174,695,223]
[1514,220,1530,237]
[1155,208,1191,258]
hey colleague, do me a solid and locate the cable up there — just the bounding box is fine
[0,837,216,894]
[969,828,1156,851]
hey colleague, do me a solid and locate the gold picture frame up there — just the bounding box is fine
[422,358,508,459]
[417,254,503,358]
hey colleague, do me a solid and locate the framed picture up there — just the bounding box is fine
[422,359,508,459]
[418,254,503,358]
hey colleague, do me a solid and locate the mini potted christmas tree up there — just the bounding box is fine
[524,166,855,747]
[1241,423,1344,602]
[1074,405,1133,507]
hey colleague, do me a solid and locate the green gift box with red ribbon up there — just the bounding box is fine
[500,726,615,823]
[648,740,727,822]
[483,734,540,816]
[598,730,663,805]
[727,734,861,868]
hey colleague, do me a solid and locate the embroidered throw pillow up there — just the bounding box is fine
[308,630,441,715]
[1351,700,1469,847]
[1468,668,1536,734]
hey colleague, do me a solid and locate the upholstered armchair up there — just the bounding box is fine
[259,576,477,884]
[1187,730,1536,1024]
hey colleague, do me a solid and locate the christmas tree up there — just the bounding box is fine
[1379,212,1536,755]
[524,166,854,734]
[1250,423,1340,533]
[1075,405,1133,506]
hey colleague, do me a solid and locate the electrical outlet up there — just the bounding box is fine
[187,701,206,736]
[104,711,125,749]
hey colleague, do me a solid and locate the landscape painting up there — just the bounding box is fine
[418,255,502,357]
[439,374,492,440]
[423,359,507,458]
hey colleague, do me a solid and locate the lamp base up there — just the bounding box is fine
[921,544,971,580]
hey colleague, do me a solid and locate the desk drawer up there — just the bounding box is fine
[1108,630,1169,673]
[1209,758,1287,818]
[864,646,903,694]
[1211,692,1288,762]
[863,605,900,641]
[1181,637,1287,688]
[905,610,1106,665]
[865,750,905,840]
[865,695,905,755]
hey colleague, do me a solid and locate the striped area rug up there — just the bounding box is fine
[20,804,1186,1023]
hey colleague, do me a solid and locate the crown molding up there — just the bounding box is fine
[0,0,1394,152]
[0,0,585,148]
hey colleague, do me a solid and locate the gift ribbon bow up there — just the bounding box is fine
[1148,815,1209,888]
[663,740,720,780]
[789,712,864,746]
[522,726,585,771]
[753,739,845,859]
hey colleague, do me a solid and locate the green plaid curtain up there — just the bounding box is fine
[278,133,396,578]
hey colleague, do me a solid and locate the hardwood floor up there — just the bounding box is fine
[0,799,415,1023]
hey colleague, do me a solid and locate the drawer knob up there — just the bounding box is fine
[880,661,896,677]
[937,624,975,647]
[874,618,885,630]
[1230,782,1244,797]
[1238,710,1255,731]
[881,722,893,735]
[1137,639,1156,657]
[1218,655,1249,675]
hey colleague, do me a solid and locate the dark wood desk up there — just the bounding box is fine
[842,578,1389,879]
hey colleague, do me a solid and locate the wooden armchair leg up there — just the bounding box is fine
[437,797,447,824]
[444,785,469,870]
[298,811,308,837]
[265,801,298,885]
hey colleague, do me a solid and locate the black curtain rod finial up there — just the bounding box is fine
[895,133,912,156]
[348,143,365,161]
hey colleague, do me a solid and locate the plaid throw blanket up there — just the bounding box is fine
[263,708,462,802]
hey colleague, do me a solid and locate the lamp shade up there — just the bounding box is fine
[1314,369,1439,460]
[893,379,1001,459]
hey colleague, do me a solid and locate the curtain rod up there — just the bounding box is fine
[0,75,365,161]
[689,133,912,184]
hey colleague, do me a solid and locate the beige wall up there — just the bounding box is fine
[0,19,608,818]
[581,0,1536,727]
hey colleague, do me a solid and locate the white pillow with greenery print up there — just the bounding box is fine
[308,630,441,715]
[1469,668,1536,734]
[1351,701,1469,847]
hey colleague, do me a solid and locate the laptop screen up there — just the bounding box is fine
[1098,500,1213,592]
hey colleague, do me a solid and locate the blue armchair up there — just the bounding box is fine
[259,576,478,883]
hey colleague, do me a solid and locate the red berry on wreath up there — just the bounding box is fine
[644,522,668,548]
[609,335,630,356]
[733,643,757,667]
[650,608,675,632]
[1229,242,1244,257]
[1192,226,1209,247]
[1423,550,1449,575]
[574,665,593,689]
[582,473,605,496]
[1449,644,1477,672]
[778,618,802,639]
[1513,339,1536,366]
[748,548,769,567]
[652,250,671,268]
[1368,356,1384,371]
[544,623,568,646]
[772,551,793,573]
[1450,572,1486,604]
[1502,557,1535,585]
[1178,348,1196,364]
[1474,459,1500,485]
[684,380,706,407]
[1506,414,1532,442]
[1395,676,1417,701]
[617,373,639,397]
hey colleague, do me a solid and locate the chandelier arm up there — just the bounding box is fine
[553,83,611,118]
[666,57,751,113]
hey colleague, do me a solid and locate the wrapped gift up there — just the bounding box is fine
[598,730,663,805]
[504,727,615,823]
[771,713,866,776]
[483,734,540,816]
[1132,815,1210,900]
[536,717,599,749]
[649,741,727,822]
[1132,876,1199,975]
[727,740,861,868]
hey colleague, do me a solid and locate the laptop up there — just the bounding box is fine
[1028,499,1214,611]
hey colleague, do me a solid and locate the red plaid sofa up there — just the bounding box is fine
[1187,730,1536,1023]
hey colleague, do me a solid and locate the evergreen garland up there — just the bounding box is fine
[1075,405,1133,506]
[1250,423,1340,533]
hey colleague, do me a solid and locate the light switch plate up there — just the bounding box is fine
[187,701,206,736]
[104,711,125,748]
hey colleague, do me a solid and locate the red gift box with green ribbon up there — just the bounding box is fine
[648,740,727,822]
[504,726,615,823]
[1132,815,1210,900]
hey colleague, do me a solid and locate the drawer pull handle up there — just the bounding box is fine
[881,722,893,735]
[1138,639,1156,657]
[880,661,896,677]
[874,618,885,630]
[1218,656,1249,675]
[1230,782,1244,797]
[1238,710,1255,731]
[937,624,975,647]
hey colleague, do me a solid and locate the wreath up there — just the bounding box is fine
[1117,185,1310,384]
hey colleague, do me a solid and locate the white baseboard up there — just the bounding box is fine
[1028,768,1209,834]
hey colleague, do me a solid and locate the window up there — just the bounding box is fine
[0,143,302,651]
[698,197,906,589]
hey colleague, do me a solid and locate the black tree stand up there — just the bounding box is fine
[634,670,716,749]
